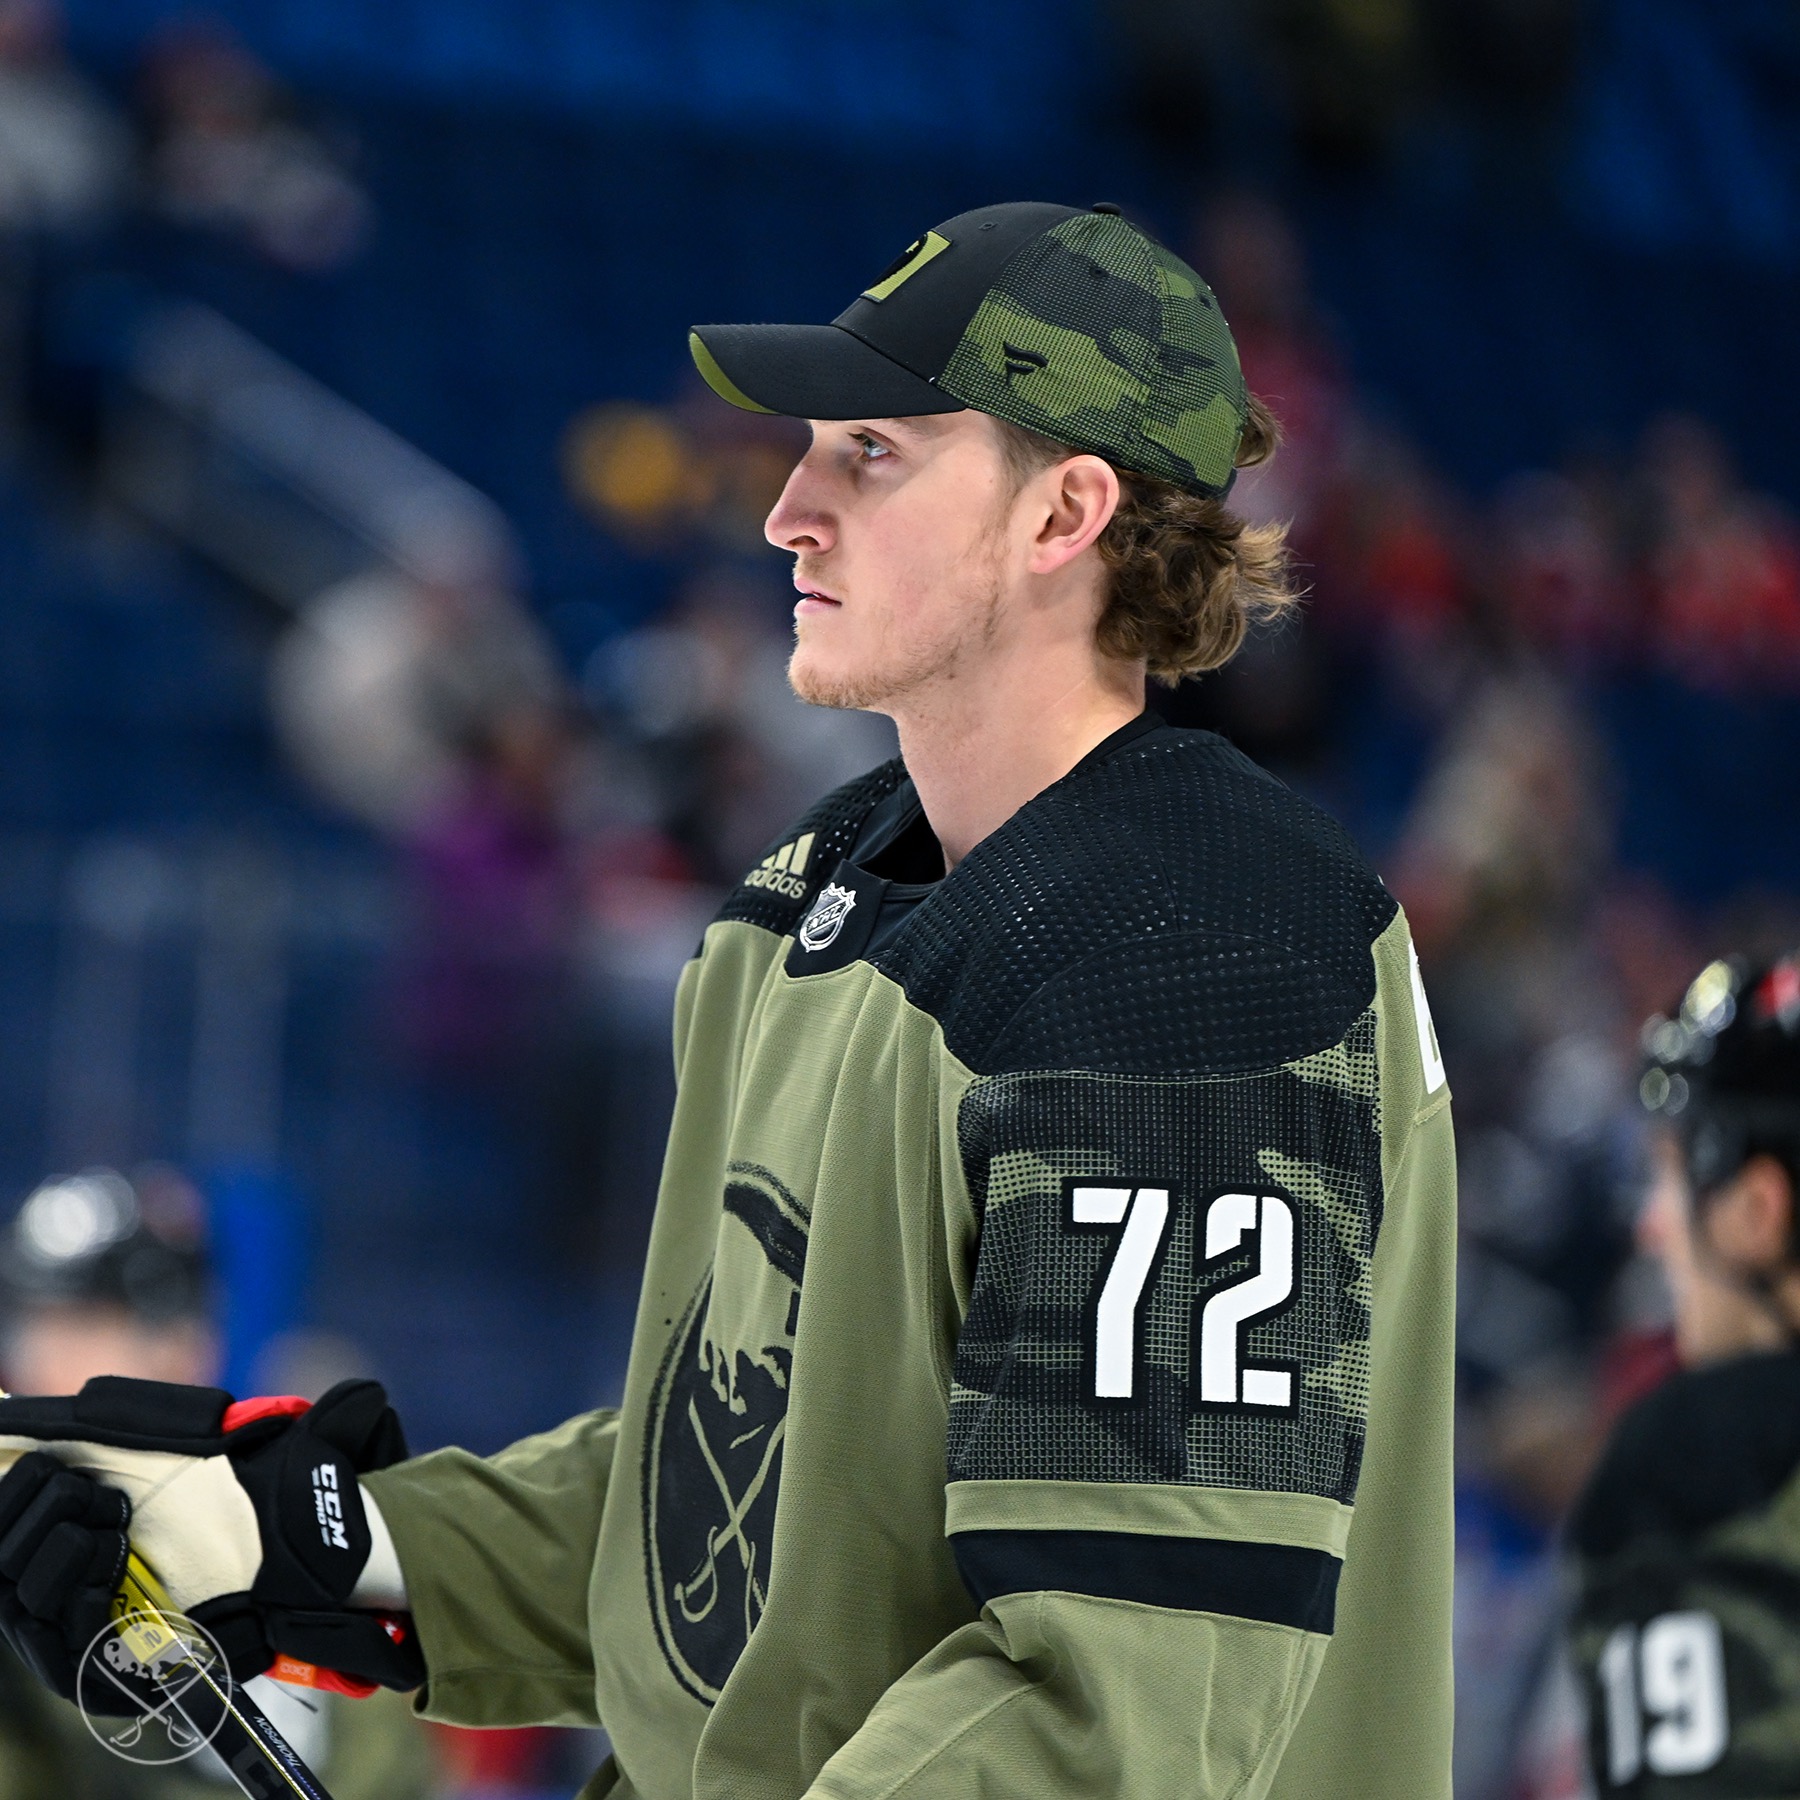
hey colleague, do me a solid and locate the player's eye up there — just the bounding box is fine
[850,432,892,463]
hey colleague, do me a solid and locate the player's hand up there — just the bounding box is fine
[0,1377,423,1701]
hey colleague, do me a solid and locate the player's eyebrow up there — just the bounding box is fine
[868,415,952,440]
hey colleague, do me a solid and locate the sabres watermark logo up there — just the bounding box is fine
[78,1607,231,1765]
[797,882,856,953]
[643,1162,810,1703]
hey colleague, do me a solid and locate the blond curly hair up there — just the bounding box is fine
[993,395,1301,682]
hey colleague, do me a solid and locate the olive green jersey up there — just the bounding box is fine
[366,719,1458,1800]
[1570,1350,1800,1797]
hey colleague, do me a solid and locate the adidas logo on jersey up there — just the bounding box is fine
[743,832,815,899]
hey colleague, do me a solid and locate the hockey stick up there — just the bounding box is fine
[0,1425,340,1800]
[112,1550,340,1800]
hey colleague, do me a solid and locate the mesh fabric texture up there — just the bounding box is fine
[866,729,1395,1078]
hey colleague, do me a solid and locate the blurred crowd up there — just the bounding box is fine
[0,0,365,263]
[1107,0,1586,183]
[1174,197,1800,1800]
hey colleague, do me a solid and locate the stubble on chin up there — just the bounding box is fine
[788,609,991,712]
[789,635,911,712]
[787,562,1005,715]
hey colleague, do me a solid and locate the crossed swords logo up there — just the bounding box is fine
[86,1612,224,1757]
[672,1396,785,1646]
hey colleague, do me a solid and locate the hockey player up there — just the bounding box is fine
[1569,952,1800,1796]
[0,202,1457,1799]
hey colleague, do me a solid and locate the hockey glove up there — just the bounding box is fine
[0,1376,423,1705]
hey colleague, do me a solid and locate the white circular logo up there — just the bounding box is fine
[78,1608,232,1765]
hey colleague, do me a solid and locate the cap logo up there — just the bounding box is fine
[1002,342,1048,380]
[862,230,950,303]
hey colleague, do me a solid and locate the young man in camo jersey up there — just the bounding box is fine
[0,201,1458,1799]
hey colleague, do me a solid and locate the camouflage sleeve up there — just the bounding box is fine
[361,1409,618,1729]
[805,908,1457,1799]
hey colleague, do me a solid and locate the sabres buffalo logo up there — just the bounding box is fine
[643,1162,809,1703]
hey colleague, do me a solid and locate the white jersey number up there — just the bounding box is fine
[1198,1192,1298,1410]
[1599,1612,1729,1785]
[1069,1185,1170,1400]
[1068,1186,1297,1408]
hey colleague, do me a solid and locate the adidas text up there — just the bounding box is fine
[744,831,815,899]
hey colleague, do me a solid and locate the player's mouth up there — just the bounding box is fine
[794,581,842,618]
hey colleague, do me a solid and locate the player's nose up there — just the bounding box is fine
[765,453,836,555]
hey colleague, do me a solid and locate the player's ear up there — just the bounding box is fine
[1707,1154,1796,1273]
[1025,454,1120,577]
[1756,1153,1800,1266]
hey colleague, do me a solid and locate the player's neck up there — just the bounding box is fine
[1679,1270,1800,1364]
[888,655,1145,871]
[1774,1268,1800,1346]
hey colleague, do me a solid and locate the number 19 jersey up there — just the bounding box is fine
[1571,1350,1800,1798]
[367,717,1458,1800]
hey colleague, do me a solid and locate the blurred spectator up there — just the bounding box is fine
[1492,462,1636,670]
[1320,425,1470,660]
[271,557,566,837]
[0,0,125,234]
[0,1166,438,1800]
[1394,671,1610,961]
[1194,192,1353,544]
[393,698,584,1080]
[588,569,895,887]
[0,0,126,448]
[1394,670,1646,1800]
[1641,413,1800,690]
[136,23,370,272]
[273,550,652,1273]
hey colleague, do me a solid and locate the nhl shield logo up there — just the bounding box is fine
[797,882,856,953]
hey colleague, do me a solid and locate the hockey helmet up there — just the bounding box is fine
[1640,952,1800,1195]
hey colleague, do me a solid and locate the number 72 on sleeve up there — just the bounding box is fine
[1067,1183,1299,1410]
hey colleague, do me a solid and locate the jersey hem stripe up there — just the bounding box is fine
[950,1527,1341,1633]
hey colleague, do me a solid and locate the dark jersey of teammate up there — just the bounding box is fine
[1571,1349,1800,1798]
[364,716,1458,1800]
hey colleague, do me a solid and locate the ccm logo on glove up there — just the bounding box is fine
[312,1464,349,1552]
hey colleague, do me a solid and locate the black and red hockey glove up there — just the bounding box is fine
[0,1376,422,1705]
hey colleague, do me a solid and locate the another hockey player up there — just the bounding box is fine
[0,202,1458,1798]
[1569,952,1800,1796]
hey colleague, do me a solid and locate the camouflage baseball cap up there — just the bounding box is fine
[689,201,1249,499]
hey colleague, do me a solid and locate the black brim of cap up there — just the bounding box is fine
[689,322,966,420]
